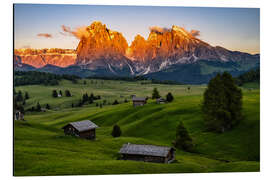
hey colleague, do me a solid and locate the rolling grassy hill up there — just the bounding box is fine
[14,80,260,175]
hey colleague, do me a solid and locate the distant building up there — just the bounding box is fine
[119,143,175,163]
[132,97,147,107]
[14,110,24,121]
[130,94,136,98]
[41,108,47,112]
[156,97,166,104]
[62,120,98,140]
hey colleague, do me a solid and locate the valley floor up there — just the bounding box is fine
[14,80,260,175]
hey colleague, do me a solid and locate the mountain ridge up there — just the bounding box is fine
[14,21,260,84]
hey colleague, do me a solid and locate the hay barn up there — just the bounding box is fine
[119,143,175,163]
[62,120,98,140]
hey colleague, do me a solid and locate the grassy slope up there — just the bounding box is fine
[15,79,205,110]
[14,80,260,175]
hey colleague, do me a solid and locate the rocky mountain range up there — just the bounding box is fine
[14,21,260,84]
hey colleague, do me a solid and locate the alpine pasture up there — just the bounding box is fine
[14,79,260,175]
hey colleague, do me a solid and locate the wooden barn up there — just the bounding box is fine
[119,143,175,163]
[62,120,98,140]
[132,97,147,107]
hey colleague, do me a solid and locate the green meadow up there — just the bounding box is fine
[14,80,260,176]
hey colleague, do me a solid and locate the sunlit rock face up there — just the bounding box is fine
[14,48,76,68]
[76,21,129,65]
[14,21,259,77]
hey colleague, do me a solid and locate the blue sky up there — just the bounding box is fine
[14,4,260,54]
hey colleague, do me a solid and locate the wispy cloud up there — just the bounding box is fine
[190,30,200,37]
[60,25,89,39]
[149,26,171,34]
[37,33,53,38]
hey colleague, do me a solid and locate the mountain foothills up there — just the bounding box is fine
[14,21,260,84]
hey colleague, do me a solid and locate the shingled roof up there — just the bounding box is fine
[62,120,98,132]
[132,97,147,101]
[119,143,173,157]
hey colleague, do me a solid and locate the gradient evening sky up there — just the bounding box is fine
[14,4,260,54]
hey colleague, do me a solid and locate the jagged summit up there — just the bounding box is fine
[14,21,259,80]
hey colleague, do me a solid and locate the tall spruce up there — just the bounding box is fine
[152,88,161,99]
[65,90,71,97]
[111,124,122,137]
[16,90,23,102]
[202,72,243,133]
[52,90,58,98]
[166,92,174,102]
[173,121,193,152]
[24,92,29,100]
[36,102,41,112]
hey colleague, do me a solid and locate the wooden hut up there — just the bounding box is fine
[132,97,147,107]
[62,120,98,140]
[119,143,175,163]
[14,110,24,121]
[156,97,166,104]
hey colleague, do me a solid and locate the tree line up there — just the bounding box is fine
[235,68,259,86]
[14,71,80,86]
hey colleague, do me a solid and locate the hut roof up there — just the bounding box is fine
[62,120,98,132]
[157,97,166,102]
[132,97,147,101]
[119,143,173,157]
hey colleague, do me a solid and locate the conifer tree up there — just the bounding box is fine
[24,92,29,100]
[52,90,58,98]
[36,102,41,112]
[173,121,193,152]
[202,72,242,133]
[152,88,161,99]
[166,92,174,102]
[111,124,121,137]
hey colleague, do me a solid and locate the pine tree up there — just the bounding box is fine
[111,124,121,137]
[24,92,29,100]
[82,93,89,104]
[173,121,194,152]
[52,90,58,98]
[59,90,63,96]
[202,72,243,133]
[83,80,87,85]
[16,90,23,102]
[36,102,41,112]
[112,100,119,105]
[152,88,161,99]
[46,103,50,109]
[65,90,71,97]
[22,99,26,106]
[166,92,174,102]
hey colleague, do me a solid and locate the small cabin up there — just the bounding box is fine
[132,97,147,107]
[119,143,175,164]
[62,120,98,140]
[156,97,166,104]
[14,110,24,121]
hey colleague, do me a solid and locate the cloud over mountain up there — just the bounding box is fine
[190,30,200,37]
[61,25,89,39]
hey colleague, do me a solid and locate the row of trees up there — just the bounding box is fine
[76,93,101,107]
[52,90,72,98]
[14,71,80,86]
[235,68,260,86]
[152,88,174,102]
